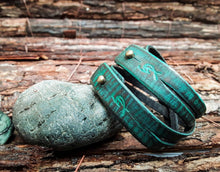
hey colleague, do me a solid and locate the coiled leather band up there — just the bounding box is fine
[91,45,206,149]
[91,63,195,149]
[115,45,206,123]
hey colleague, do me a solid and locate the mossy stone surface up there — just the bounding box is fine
[13,80,122,150]
[0,111,13,145]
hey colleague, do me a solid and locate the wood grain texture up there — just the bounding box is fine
[0,117,219,171]
[0,38,219,115]
[0,37,219,61]
[0,18,220,38]
[0,0,219,23]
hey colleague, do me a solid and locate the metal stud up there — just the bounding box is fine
[97,75,106,85]
[125,50,134,59]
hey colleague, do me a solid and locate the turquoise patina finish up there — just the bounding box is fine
[91,63,195,150]
[91,45,206,149]
[115,45,206,122]
[0,110,13,145]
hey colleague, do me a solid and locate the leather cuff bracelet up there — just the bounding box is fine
[115,45,206,124]
[91,63,195,150]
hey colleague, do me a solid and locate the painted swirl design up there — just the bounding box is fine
[112,95,129,116]
[138,63,161,80]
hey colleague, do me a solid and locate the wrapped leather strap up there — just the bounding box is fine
[91,63,194,150]
[115,45,206,125]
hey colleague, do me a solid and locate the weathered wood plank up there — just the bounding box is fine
[0,18,219,38]
[0,115,219,171]
[0,37,219,171]
[0,37,219,62]
[0,38,219,115]
[0,0,219,23]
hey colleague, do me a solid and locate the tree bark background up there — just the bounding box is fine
[0,0,219,171]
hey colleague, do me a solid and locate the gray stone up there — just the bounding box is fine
[0,110,13,145]
[13,80,122,150]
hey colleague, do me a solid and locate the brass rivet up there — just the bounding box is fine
[125,50,134,59]
[97,75,106,85]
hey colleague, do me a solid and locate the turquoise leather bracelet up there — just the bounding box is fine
[115,45,206,126]
[91,63,195,149]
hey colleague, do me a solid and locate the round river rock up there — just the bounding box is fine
[13,80,122,150]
